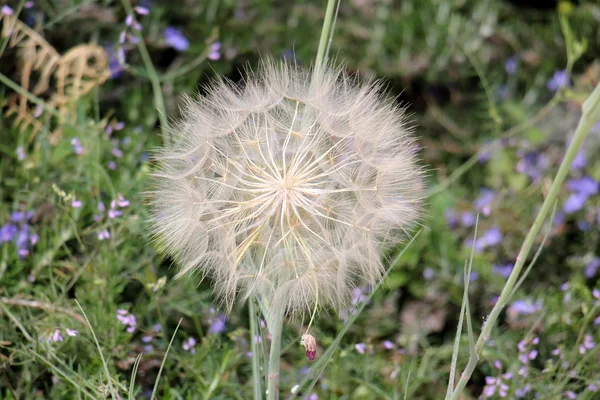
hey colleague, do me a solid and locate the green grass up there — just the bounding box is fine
[1,1,600,399]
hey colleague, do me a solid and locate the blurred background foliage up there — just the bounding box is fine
[1,0,600,399]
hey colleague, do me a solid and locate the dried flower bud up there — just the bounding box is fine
[301,334,317,361]
[149,60,424,315]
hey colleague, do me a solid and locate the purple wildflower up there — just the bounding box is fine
[134,6,149,15]
[116,310,137,333]
[108,161,117,170]
[71,197,82,208]
[460,211,476,227]
[383,340,394,350]
[355,343,366,354]
[52,328,63,342]
[579,334,595,354]
[208,314,227,334]
[164,27,189,51]
[208,42,221,60]
[111,147,123,158]
[547,70,569,91]
[66,329,78,337]
[1,5,14,15]
[71,138,84,155]
[505,56,519,75]
[516,150,549,181]
[492,263,513,278]
[98,229,110,240]
[571,150,587,170]
[125,15,134,26]
[474,189,495,216]
[565,391,577,399]
[445,209,458,227]
[16,146,26,160]
[423,267,435,280]
[0,224,18,243]
[117,194,129,207]
[515,384,531,398]
[508,299,542,316]
[183,337,197,353]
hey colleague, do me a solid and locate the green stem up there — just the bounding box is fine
[266,302,284,400]
[249,299,263,400]
[315,0,338,69]
[120,0,170,145]
[448,81,600,400]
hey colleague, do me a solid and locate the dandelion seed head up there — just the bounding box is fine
[149,61,424,315]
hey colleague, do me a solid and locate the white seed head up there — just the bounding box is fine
[149,60,424,315]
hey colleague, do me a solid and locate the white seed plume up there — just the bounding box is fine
[149,61,424,315]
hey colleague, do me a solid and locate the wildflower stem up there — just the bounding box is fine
[120,0,170,145]
[267,302,285,400]
[315,0,338,69]
[447,78,600,400]
[249,298,263,400]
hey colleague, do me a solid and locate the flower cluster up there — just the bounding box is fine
[0,211,38,258]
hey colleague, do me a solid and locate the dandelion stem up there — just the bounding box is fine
[267,302,285,400]
[315,0,339,69]
[249,299,263,400]
[447,76,600,400]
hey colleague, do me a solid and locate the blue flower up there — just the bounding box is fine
[164,27,189,51]
[505,56,519,75]
[547,70,569,92]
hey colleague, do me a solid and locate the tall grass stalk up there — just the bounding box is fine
[446,77,600,400]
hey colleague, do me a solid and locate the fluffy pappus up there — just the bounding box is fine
[148,60,425,316]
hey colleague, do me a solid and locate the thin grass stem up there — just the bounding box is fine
[447,74,600,400]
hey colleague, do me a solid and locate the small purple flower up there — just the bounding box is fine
[516,150,549,181]
[474,189,495,216]
[98,229,110,240]
[1,5,14,15]
[71,197,82,208]
[355,342,366,354]
[142,335,153,343]
[108,161,117,170]
[423,267,435,280]
[547,70,569,92]
[134,6,149,15]
[208,314,227,334]
[383,340,394,350]
[183,337,197,353]
[125,15,134,26]
[208,42,221,61]
[119,31,127,44]
[111,147,124,158]
[492,263,513,278]
[571,150,587,170]
[16,146,26,160]
[505,56,519,75]
[508,299,542,316]
[0,224,18,243]
[66,329,78,337]
[579,334,595,354]
[71,138,84,155]
[115,121,125,131]
[164,27,189,51]
[567,176,598,197]
[254,335,263,344]
[52,328,63,342]
[460,211,476,228]
[515,384,531,398]
[560,282,570,291]
[565,391,577,399]
[117,194,129,207]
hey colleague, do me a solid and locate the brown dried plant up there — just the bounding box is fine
[1,13,110,138]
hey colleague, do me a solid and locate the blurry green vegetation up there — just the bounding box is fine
[1,0,599,399]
